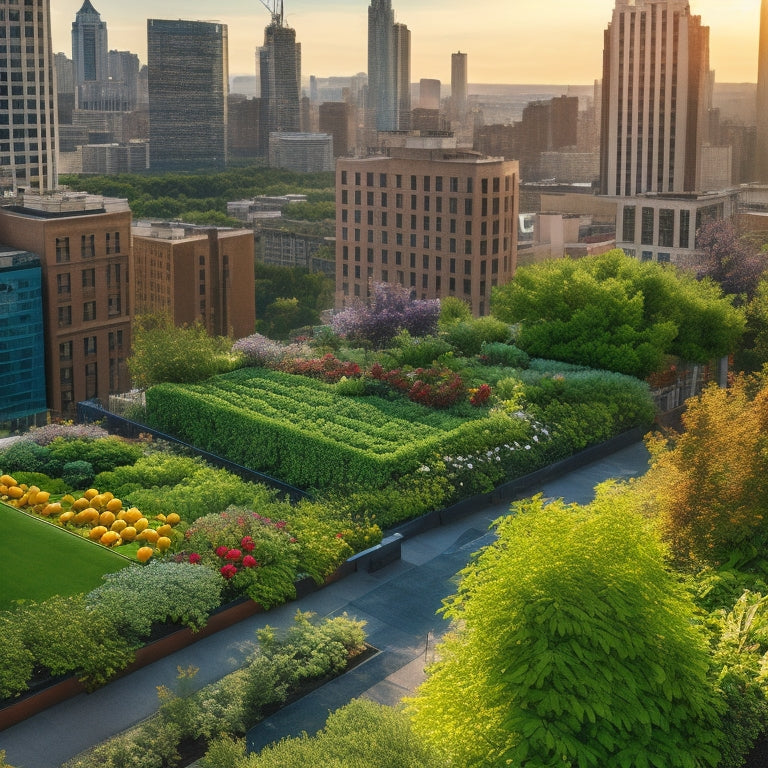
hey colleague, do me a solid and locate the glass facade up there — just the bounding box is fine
[0,250,46,423]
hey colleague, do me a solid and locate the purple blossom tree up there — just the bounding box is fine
[331,282,440,347]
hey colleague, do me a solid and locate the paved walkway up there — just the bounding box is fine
[0,441,650,768]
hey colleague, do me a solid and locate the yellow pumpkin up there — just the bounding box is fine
[26,486,40,505]
[106,498,122,513]
[41,502,62,517]
[34,491,50,505]
[59,510,75,524]
[136,546,153,563]
[154,514,166,522]
[156,524,173,538]
[0,474,16,487]
[7,486,24,499]
[165,513,181,526]
[133,517,149,532]
[100,530,119,546]
[120,526,137,541]
[156,536,171,552]
[60,494,75,505]
[110,519,127,532]
[72,497,90,512]
[137,528,159,543]
[84,488,99,500]
[99,510,116,527]
[89,525,108,541]
[124,508,142,525]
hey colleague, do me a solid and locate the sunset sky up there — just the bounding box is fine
[53,0,763,84]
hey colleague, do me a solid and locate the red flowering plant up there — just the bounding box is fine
[183,507,301,609]
[369,362,467,408]
[469,383,492,407]
[277,354,362,383]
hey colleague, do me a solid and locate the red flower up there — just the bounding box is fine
[242,555,258,568]
[226,548,242,561]
[220,564,238,579]
[188,552,201,564]
[215,545,229,558]
[241,536,256,552]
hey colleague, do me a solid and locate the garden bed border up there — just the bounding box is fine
[1,422,644,731]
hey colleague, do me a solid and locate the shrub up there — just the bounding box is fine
[47,436,143,475]
[26,422,109,445]
[0,615,34,700]
[384,331,454,369]
[369,363,467,408]
[478,341,530,368]
[10,472,68,494]
[62,460,95,489]
[444,316,510,356]
[438,295,472,328]
[86,561,223,641]
[0,439,51,474]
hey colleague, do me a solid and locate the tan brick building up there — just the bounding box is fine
[132,223,255,340]
[336,145,519,316]
[0,192,132,417]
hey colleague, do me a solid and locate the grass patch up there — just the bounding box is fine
[0,503,131,610]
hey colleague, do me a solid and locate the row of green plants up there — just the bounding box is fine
[60,611,367,768]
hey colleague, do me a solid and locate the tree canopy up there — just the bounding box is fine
[491,249,745,378]
[406,495,722,768]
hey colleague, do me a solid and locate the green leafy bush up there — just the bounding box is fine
[0,440,51,474]
[444,316,511,356]
[62,460,95,490]
[0,615,34,700]
[478,341,530,368]
[48,437,143,475]
[384,331,454,369]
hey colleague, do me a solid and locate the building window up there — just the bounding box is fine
[341,170,347,185]
[659,209,674,248]
[106,232,112,254]
[108,330,124,350]
[464,199,473,216]
[641,207,654,246]
[622,205,636,242]
[449,277,456,291]
[58,305,71,327]
[60,366,73,385]
[81,234,95,258]
[85,362,97,399]
[84,336,97,356]
[382,269,388,281]
[450,177,459,192]
[464,240,472,255]
[679,209,690,249]
[55,237,70,263]
[641,251,653,261]
[82,268,95,288]
[463,278,472,295]
[83,301,96,321]
[57,272,71,296]
[657,253,671,263]
[59,341,72,361]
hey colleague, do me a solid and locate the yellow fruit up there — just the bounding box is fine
[101,491,114,502]
[26,486,40,505]
[136,546,153,563]
[156,536,171,552]
[16,492,29,506]
[134,517,149,532]
[7,486,23,499]
[34,491,50,505]
[61,494,75,505]
[89,525,108,541]
[90,494,106,509]
[0,474,16,486]
[100,530,119,546]
[110,519,127,532]
[99,510,116,527]
[165,513,181,526]
[116,509,127,520]
[156,524,172,538]
[72,497,90,511]
[106,498,122,513]
[124,508,142,525]
[154,514,166,522]
[41,502,62,517]
[0,484,7,495]
[137,528,159,543]
[74,508,99,526]
[120,526,137,541]
[59,510,75,524]
[84,488,99,500]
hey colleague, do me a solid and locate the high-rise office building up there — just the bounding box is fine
[0,0,58,192]
[393,23,411,131]
[757,0,768,181]
[368,0,396,131]
[72,0,108,86]
[419,79,441,111]
[600,0,710,196]
[147,19,228,170]
[259,6,301,156]
[451,52,468,121]
[319,101,356,157]
[336,139,519,316]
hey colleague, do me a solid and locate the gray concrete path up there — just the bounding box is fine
[0,441,650,768]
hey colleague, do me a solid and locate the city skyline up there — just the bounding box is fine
[50,0,763,85]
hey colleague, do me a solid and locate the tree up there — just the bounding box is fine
[735,276,768,372]
[491,249,744,378]
[696,219,767,301]
[330,282,440,347]
[405,496,722,768]
[128,313,239,389]
[635,373,768,568]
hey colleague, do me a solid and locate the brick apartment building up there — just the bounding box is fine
[0,192,132,417]
[335,142,519,316]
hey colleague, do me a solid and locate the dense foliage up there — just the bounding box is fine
[492,249,745,377]
[406,496,723,768]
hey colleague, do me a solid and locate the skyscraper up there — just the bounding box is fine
[599,0,710,196]
[0,0,58,191]
[757,0,768,181]
[451,52,468,122]
[393,22,411,131]
[368,0,396,131]
[147,19,228,170]
[259,6,301,156]
[71,0,108,86]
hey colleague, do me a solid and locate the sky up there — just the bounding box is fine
[54,0,763,85]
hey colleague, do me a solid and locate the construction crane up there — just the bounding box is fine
[259,0,284,27]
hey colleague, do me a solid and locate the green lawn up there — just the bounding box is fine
[0,502,131,610]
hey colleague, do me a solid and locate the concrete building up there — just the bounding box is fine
[758,0,768,181]
[0,248,47,430]
[419,79,441,111]
[600,0,711,196]
[71,0,108,94]
[0,192,132,417]
[228,96,262,159]
[393,22,411,131]
[336,140,519,316]
[0,0,58,193]
[132,222,255,340]
[259,7,301,156]
[451,52,468,122]
[614,189,739,266]
[55,53,77,125]
[268,132,333,173]
[147,19,228,171]
[319,102,356,157]
[259,227,334,276]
